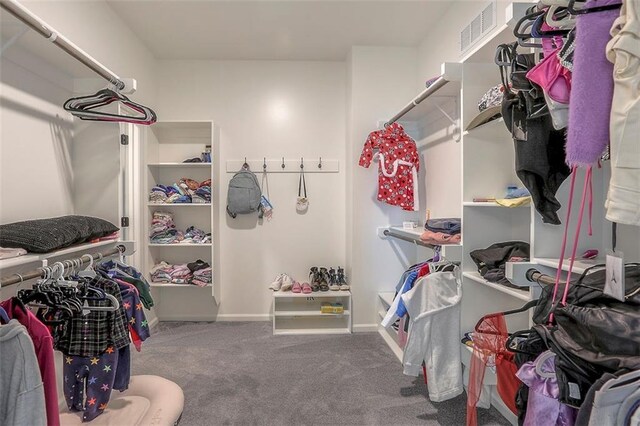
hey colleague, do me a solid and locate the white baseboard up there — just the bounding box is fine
[148,316,160,330]
[215,314,271,321]
[154,314,271,322]
[353,323,378,333]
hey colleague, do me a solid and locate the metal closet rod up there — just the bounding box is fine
[383,229,438,250]
[0,0,125,90]
[385,76,449,126]
[0,245,127,288]
[526,268,562,286]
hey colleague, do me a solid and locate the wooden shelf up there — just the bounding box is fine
[273,328,351,336]
[147,203,211,207]
[534,257,604,275]
[386,226,461,247]
[463,201,529,208]
[388,63,462,124]
[462,117,505,137]
[273,290,351,298]
[148,163,211,167]
[0,240,123,273]
[274,310,350,317]
[148,243,212,247]
[463,271,531,301]
[378,292,395,308]
[150,282,212,288]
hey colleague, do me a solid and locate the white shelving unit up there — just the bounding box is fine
[272,291,352,335]
[377,292,403,362]
[142,121,221,321]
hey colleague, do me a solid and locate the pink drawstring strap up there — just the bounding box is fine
[561,166,593,306]
[548,167,577,325]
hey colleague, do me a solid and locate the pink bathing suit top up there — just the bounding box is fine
[526,26,572,104]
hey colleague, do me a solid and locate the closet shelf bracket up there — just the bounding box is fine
[433,103,461,143]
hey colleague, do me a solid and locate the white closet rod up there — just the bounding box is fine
[385,76,449,126]
[0,0,125,90]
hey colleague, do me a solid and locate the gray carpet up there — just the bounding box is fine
[131,322,510,426]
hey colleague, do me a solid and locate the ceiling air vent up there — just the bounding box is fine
[481,2,495,33]
[460,0,497,54]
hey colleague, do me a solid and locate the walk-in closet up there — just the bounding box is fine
[1,0,639,425]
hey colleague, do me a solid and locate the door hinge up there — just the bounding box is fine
[121,217,130,227]
[120,134,129,145]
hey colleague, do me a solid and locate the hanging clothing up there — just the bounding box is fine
[516,351,577,426]
[401,271,463,402]
[63,348,119,422]
[0,320,47,426]
[97,260,154,309]
[586,370,640,426]
[605,0,640,226]
[467,312,520,426]
[52,276,130,357]
[566,0,620,167]
[359,123,420,211]
[0,298,59,426]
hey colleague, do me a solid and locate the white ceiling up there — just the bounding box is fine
[106,1,454,61]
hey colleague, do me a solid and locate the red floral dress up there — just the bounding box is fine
[359,123,420,211]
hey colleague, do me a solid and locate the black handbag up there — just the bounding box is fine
[529,263,640,407]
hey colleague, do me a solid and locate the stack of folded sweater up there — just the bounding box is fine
[149,212,211,245]
[420,218,461,245]
[150,212,184,244]
[183,226,211,244]
[150,260,212,286]
[189,259,212,287]
[148,178,212,204]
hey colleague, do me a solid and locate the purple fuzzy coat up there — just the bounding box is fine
[566,0,621,167]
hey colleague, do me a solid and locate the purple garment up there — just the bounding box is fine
[63,349,119,422]
[566,0,620,167]
[516,351,577,426]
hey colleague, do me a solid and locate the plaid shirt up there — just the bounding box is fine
[54,276,130,357]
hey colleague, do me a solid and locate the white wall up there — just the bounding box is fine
[347,46,421,330]
[415,0,639,262]
[0,0,157,224]
[0,0,158,314]
[153,60,347,320]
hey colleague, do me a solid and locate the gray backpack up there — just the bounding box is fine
[226,166,262,218]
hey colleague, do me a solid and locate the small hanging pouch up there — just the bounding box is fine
[260,168,273,220]
[296,165,308,212]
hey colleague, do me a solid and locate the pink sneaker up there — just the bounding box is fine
[301,282,312,294]
[291,281,302,293]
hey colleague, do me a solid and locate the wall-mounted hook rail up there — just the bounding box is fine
[226,158,339,173]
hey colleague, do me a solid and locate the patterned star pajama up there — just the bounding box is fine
[63,348,119,422]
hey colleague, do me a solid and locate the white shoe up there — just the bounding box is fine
[269,274,284,291]
[280,274,294,291]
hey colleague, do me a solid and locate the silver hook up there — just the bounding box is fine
[281,157,285,169]
[300,157,304,169]
[263,157,267,170]
[318,157,322,169]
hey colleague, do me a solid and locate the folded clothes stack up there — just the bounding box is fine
[150,211,184,244]
[420,218,462,245]
[183,226,211,244]
[150,260,211,286]
[189,260,212,287]
[149,212,210,245]
[148,178,212,204]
